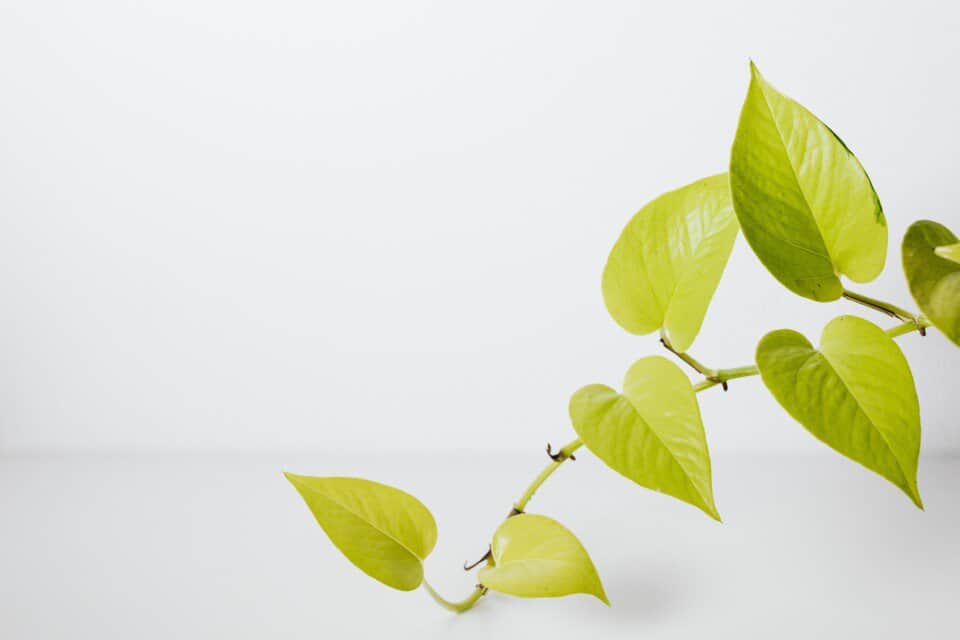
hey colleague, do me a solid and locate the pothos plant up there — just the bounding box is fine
[285,62,960,612]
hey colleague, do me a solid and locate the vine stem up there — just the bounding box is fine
[421,439,583,614]
[887,316,931,338]
[422,580,486,613]
[660,332,717,377]
[842,288,922,324]
[421,382,728,613]
[424,315,931,613]
[512,439,583,515]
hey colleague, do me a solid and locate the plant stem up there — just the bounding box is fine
[660,333,718,377]
[422,580,487,613]
[886,316,931,338]
[692,378,721,392]
[715,365,760,381]
[842,288,921,324]
[425,315,933,613]
[659,330,762,389]
[424,439,583,614]
[513,439,583,515]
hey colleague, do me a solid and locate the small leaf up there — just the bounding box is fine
[285,474,437,591]
[730,62,886,301]
[570,356,720,520]
[903,220,960,346]
[602,173,739,352]
[934,242,960,265]
[756,316,923,507]
[478,514,608,605]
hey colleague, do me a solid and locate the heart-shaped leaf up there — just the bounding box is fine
[903,220,960,346]
[602,173,738,352]
[478,514,608,605]
[570,356,719,520]
[285,474,438,590]
[756,316,922,507]
[730,62,886,302]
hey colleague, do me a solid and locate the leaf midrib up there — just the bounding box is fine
[807,348,910,490]
[753,75,834,266]
[295,480,423,561]
[616,393,712,512]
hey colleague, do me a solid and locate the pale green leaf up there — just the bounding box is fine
[602,173,738,352]
[903,220,960,346]
[285,474,437,590]
[730,62,886,301]
[934,242,960,265]
[756,316,922,507]
[569,356,719,520]
[478,514,608,605]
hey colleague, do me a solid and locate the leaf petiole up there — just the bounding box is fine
[660,332,718,377]
[842,288,922,324]
[886,317,931,338]
[422,580,487,613]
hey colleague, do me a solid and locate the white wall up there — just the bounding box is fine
[1,0,958,453]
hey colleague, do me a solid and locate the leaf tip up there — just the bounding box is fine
[283,471,302,486]
[705,503,722,523]
[596,589,611,607]
[907,485,924,511]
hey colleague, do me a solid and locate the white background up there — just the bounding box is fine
[1,0,958,455]
[2,2,960,638]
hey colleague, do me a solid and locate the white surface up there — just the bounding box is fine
[2,452,958,638]
[3,5,957,636]
[2,1,960,454]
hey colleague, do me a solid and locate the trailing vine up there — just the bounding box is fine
[285,61,960,612]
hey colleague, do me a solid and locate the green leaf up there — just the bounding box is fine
[903,220,960,346]
[756,316,923,507]
[569,356,720,520]
[285,474,438,591]
[934,242,960,265]
[602,173,738,352]
[478,514,608,605]
[730,62,886,302]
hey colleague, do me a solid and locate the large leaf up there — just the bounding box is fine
[730,62,886,301]
[756,316,922,507]
[478,514,608,605]
[569,356,719,520]
[903,220,960,346]
[285,474,438,590]
[602,173,738,352]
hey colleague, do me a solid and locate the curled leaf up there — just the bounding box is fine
[903,220,960,345]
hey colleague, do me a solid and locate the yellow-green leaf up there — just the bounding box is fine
[730,62,886,302]
[903,220,960,346]
[756,316,922,507]
[602,173,738,352]
[569,356,720,520]
[285,474,437,591]
[478,514,608,605]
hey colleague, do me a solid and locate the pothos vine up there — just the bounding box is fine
[421,300,931,612]
[285,62,960,613]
